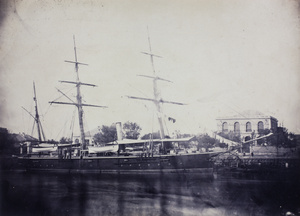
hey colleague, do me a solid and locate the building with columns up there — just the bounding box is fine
[216,110,278,143]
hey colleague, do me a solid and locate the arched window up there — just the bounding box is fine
[222,122,228,133]
[258,121,264,132]
[246,122,252,132]
[234,122,240,133]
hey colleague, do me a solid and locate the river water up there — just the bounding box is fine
[1,171,299,216]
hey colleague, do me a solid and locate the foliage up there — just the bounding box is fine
[195,133,220,150]
[196,133,217,145]
[0,128,28,155]
[47,139,58,144]
[258,128,271,136]
[59,137,72,144]
[257,129,273,145]
[217,142,228,148]
[256,127,296,148]
[218,131,241,143]
[0,128,15,155]
[93,124,117,144]
[276,127,297,148]
[141,131,161,140]
[123,121,141,139]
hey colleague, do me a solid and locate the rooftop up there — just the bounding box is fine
[216,110,278,121]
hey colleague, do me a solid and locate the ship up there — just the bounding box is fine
[15,35,221,175]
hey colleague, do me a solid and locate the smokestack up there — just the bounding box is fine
[116,122,123,141]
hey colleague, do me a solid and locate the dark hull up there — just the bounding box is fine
[13,153,214,175]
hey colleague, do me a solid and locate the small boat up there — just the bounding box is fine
[88,145,119,154]
[32,147,58,153]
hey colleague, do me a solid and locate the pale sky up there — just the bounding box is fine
[1,0,300,140]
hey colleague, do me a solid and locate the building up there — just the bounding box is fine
[72,127,102,146]
[72,134,94,146]
[216,110,278,143]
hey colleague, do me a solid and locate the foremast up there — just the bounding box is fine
[50,36,107,152]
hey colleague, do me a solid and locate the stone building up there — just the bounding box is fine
[216,110,278,143]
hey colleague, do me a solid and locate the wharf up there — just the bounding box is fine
[213,153,300,174]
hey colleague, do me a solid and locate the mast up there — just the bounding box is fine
[32,81,48,142]
[127,29,186,149]
[73,36,86,150]
[33,82,42,142]
[22,82,46,145]
[143,31,166,139]
[50,36,107,152]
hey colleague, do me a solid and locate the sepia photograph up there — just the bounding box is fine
[0,0,300,215]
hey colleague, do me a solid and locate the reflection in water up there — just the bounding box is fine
[1,171,299,216]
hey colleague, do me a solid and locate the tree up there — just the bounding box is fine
[257,129,274,145]
[196,133,219,151]
[59,137,72,144]
[0,127,13,155]
[218,131,241,143]
[217,142,228,148]
[276,127,296,148]
[123,121,141,139]
[256,127,296,148]
[141,131,161,140]
[47,139,58,144]
[93,124,117,145]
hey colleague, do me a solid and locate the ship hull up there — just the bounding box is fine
[14,152,215,175]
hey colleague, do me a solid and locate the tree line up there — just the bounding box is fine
[0,123,297,156]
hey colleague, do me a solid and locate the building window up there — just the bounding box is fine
[258,121,264,132]
[234,122,240,133]
[222,122,228,133]
[246,122,252,132]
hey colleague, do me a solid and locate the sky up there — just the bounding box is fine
[0,0,300,140]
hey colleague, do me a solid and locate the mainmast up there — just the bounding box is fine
[142,32,166,139]
[50,36,107,151]
[127,30,186,143]
[72,36,86,150]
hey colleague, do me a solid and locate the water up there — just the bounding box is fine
[1,171,299,216]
